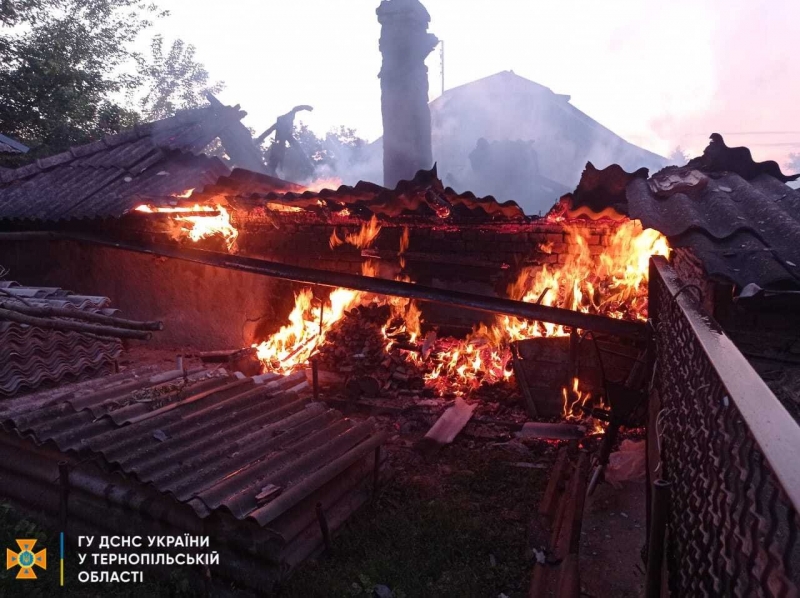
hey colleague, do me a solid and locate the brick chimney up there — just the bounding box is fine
[377,0,438,188]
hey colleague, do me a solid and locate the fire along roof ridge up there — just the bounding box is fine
[218,165,528,222]
[0,104,242,222]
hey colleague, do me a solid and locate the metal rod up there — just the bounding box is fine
[645,479,672,598]
[58,461,70,534]
[0,300,163,331]
[0,306,153,340]
[311,358,319,401]
[315,502,332,554]
[61,234,648,340]
[372,446,381,499]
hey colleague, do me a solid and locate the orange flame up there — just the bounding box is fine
[266,202,304,213]
[253,287,360,374]
[133,201,239,251]
[330,215,382,250]
[254,219,668,414]
[399,227,410,270]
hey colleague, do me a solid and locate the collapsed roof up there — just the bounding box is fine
[0,104,526,225]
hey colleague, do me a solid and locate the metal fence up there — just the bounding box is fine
[648,256,800,597]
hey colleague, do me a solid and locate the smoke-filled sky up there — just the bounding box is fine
[151,0,800,168]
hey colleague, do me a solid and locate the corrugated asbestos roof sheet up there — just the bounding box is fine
[0,106,246,222]
[627,167,800,289]
[0,281,122,396]
[0,367,385,526]
[561,135,800,289]
[210,165,527,222]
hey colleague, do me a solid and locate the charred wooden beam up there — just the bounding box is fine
[60,233,648,340]
[0,307,153,340]
[0,300,163,331]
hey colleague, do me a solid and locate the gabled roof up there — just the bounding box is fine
[0,103,263,222]
[427,70,668,214]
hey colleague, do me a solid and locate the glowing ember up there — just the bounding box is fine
[561,377,607,435]
[266,202,304,213]
[418,220,668,400]
[302,177,343,193]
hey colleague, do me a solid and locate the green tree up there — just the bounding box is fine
[137,34,224,121]
[0,0,162,159]
[260,123,368,183]
[0,0,224,169]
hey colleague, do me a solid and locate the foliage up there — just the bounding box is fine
[668,146,690,165]
[136,34,224,121]
[0,0,166,158]
[263,122,368,182]
[0,0,225,165]
[788,152,800,173]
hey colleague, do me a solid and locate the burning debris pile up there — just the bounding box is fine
[249,216,668,421]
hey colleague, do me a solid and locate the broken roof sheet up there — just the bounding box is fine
[0,105,251,222]
[559,135,800,289]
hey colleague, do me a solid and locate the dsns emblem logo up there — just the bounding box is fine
[6,539,46,579]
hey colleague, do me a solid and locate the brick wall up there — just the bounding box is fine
[233,213,617,330]
[237,212,616,284]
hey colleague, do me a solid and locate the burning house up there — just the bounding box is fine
[0,0,798,594]
[1,90,799,594]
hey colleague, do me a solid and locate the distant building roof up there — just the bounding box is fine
[0,134,29,154]
[0,102,266,223]
[428,71,669,213]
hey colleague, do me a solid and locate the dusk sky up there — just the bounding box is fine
[150,0,800,168]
